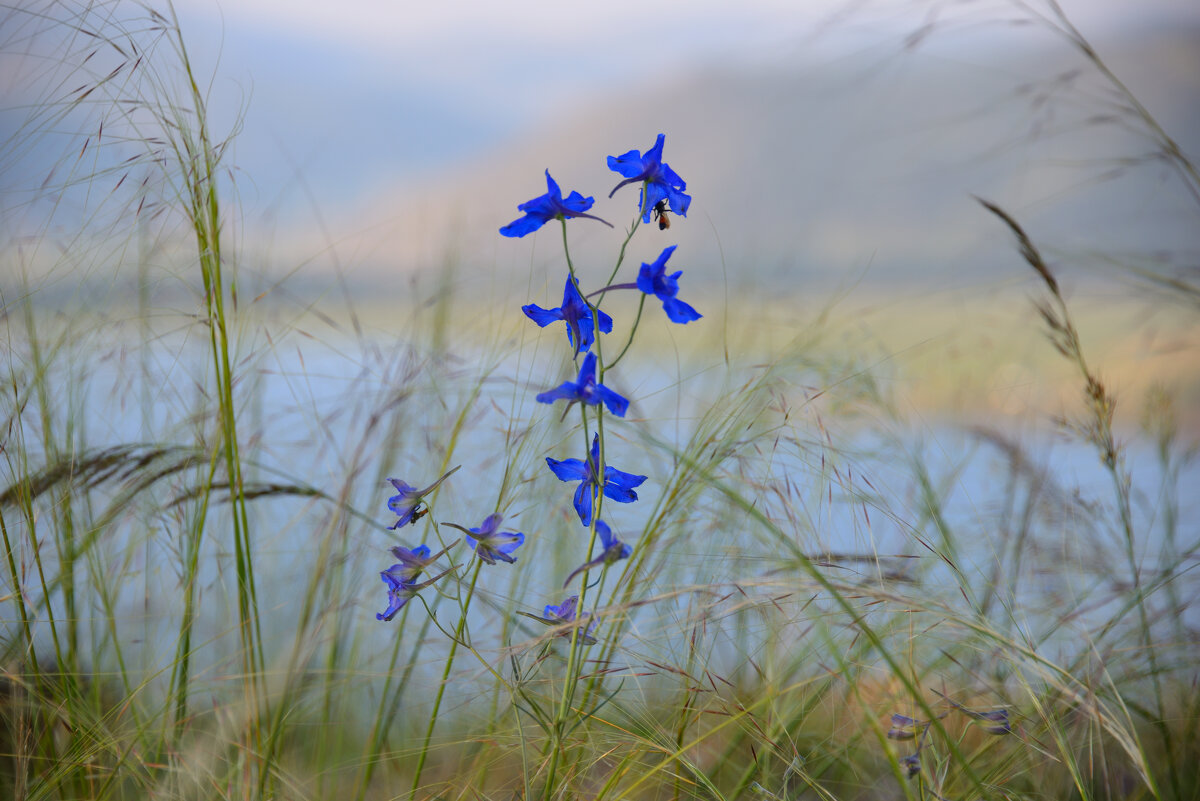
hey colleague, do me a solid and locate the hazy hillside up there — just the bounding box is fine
[293,20,1200,298]
[3,14,1197,305]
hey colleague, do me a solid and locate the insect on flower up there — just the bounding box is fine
[607,133,691,224]
[387,465,461,529]
[653,199,670,231]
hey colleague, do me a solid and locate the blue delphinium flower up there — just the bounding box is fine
[523,275,614,357]
[376,561,458,621]
[446,514,526,565]
[387,466,460,529]
[607,133,691,223]
[637,245,701,324]
[387,541,457,584]
[563,520,632,587]
[542,595,597,644]
[500,170,613,237]
[536,352,629,417]
[546,434,647,526]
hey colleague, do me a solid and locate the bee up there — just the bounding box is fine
[410,504,429,523]
[652,199,671,231]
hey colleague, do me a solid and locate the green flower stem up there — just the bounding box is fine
[543,219,618,801]
[410,557,484,801]
[605,293,647,370]
[599,201,645,297]
[354,595,434,801]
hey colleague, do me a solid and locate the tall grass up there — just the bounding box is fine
[2,2,1197,800]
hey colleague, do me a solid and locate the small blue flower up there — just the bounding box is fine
[387,541,457,584]
[377,569,417,622]
[376,561,458,622]
[637,245,701,324]
[500,170,613,237]
[523,275,614,356]
[542,595,598,644]
[546,435,647,526]
[447,514,526,565]
[607,133,691,223]
[563,520,632,587]
[386,466,460,529]
[536,352,629,417]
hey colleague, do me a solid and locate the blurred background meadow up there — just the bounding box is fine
[1,1,1199,799]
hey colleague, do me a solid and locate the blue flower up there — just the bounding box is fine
[607,134,691,223]
[541,595,597,644]
[500,170,613,237]
[446,514,525,565]
[546,434,647,526]
[523,275,614,357]
[536,352,629,417]
[563,520,632,587]
[387,541,457,584]
[376,561,458,621]
[386,466,460,529]
[637,245,701,324]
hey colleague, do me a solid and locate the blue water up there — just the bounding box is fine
[5,329,1197,710]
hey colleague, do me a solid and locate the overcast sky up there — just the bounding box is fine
[4,0,1198,261]
[160,0,1199,210]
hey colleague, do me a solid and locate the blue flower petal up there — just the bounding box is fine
[574,480,595,526]
[594,385,629,417]
[607,134,690,220]
[522,303,564,328]
[547,456,588,482]
[662,297,702,324]
[501,170,608,237]
[536,382,581,405]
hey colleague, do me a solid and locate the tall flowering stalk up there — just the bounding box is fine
[368,134,698,801]
[503,134,698,799]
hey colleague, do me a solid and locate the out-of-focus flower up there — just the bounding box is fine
[376,562,458,621]
[546,434,647,526]
[607,133,691,223]
[637,245,701,324]
[886,713,926,741]
[536,352,629,417]
[975,708,1012,736]
[563,520,632,587]
[523,275,614,357]
[500,170,612,237]
[541,595,597,644]
[387,541,457,584]
[933,690,1013,735]
[386,466,460,529]
[446,514,526,565]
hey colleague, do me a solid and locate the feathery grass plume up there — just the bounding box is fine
[980,196,1186,798]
